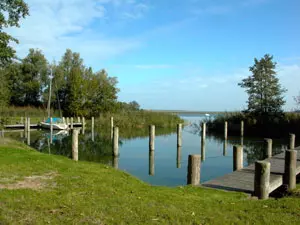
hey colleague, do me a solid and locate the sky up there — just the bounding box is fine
[6,0,300,111]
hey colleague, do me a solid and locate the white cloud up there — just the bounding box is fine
[5,0,148,67]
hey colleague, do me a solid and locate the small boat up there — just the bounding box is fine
[40,118,68,130]
[205,113,210,117]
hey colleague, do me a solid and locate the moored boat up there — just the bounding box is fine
[40,118,68,130]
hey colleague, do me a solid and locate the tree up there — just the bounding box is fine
[0,68,10,108]
[0,0,29,67]
[238,54,286,116]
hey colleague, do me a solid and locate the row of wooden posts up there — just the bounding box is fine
[69,119,297,199]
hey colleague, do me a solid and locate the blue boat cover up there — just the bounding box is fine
[45,118,63,123]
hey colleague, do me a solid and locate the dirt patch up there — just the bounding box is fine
[0,172,57,190]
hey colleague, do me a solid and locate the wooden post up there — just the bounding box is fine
[113,156,119,169]
[176,146,181,168]
[233,145,243,171]
[264,138,272,158]
[177,123,182,147]
[62,117,66,124]
[82,117,85,134]
[284,150,297,190]
[110,117,114,141]
[71,117,74,129]
[66,117,70,127]
[20,117,24,124]
[72,129,79,161]
[224,121,228,140]
[241,120,244,137]
[201,123,206,161]
[149,150,155,176]
[113,127,119,156]
[149,125,155,151]
[92,116,94,130]
[77,117,80,123]
[27,129,30,145]
[187,155,201,185]
[27,117,30,133]
[1,129,4,138]
[50,117,53,144]
[240,137,244,146]
[289,134,295,150]
[24,117,27,136]
[91,116,95,141]
[254,161,270,199]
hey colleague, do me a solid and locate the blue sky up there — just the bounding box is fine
[7,0,300,111]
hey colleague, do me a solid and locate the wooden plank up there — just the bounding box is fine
[202,147,300,194]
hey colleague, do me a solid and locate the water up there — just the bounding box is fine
[5,114,291,187]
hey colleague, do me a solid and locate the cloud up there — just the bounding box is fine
[5,0,149,66]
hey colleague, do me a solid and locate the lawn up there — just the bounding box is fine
[0,138,299,224]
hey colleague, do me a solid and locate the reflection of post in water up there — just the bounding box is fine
[50,117,53,144]
[223,139,227,156]
[240,137,244,146]
[113,156,119,169]
[149,150,155,176]
[27,130,30,146]
[47,138,51,154]
[176,146,181,168]
[201,123,206,161]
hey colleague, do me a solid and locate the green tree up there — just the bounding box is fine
[0,0,29,67]
[0,68,10,108]
[294,92,300,111]
[238,54,286,116]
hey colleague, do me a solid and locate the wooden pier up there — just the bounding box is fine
[4,123,82,129]
[202,146,300,195]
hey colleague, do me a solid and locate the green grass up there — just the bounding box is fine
[0,139,300,224]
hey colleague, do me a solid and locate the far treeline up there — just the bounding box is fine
[207,54,300,137]
[1,48,142,117]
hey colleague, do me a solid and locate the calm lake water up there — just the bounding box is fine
[6,114,294,187]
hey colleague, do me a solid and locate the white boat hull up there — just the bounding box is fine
[40,122,68,130]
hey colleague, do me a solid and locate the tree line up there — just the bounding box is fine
[0,48,140,116]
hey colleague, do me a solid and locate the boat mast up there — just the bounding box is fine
[47,69,53,118]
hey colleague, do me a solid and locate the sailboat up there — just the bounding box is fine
[40,69,68,130]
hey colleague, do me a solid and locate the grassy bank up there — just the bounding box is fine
[206,112,300,138]
[1,139,300,224]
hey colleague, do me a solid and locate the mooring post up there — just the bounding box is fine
[233,145,243,171]
[187,155,201,185]
[71,117,74,129]
[72,129,79,161]
[27,129,30,145]
[110,117,114,141]
[113,127,119,156]
[264,138,273,158]
[92,116,94,130]
[66,117,70,127]
[1,129,4,138]
[289,134,295,150]
[224,121,228,140]
[20,117,24,125]
[284,150,297,190]
[254,161,270,199]
[241,120,244,137]
[240,137,244,146]
[82,117,86,134]
[177,146,181,168]
[27,117,30,133]
[201,122,206,161]
[77,117,80,123]
[149,125,155,151]
[62,117,65,124]
[113,156,119,169]
[177,123,182,147]
[149,150,155,176]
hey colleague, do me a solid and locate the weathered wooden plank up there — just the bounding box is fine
[202,147,300,195]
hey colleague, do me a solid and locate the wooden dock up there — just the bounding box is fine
[4,123,82,129]
[202,146,300,194]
